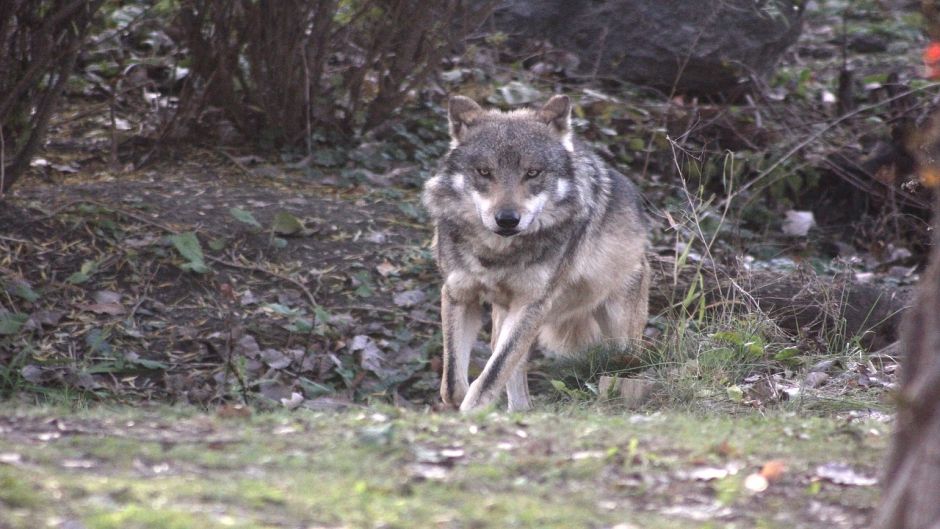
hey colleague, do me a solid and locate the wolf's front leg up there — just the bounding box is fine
[505,361,532,412]
[440,287,483,408]
[460,305,542,412]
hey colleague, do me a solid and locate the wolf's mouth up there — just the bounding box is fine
[495,228,520,237]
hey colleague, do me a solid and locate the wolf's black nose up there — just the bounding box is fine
[495,209,521,228]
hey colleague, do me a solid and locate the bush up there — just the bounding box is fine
[164,0,496,147]
[0,0,104,193]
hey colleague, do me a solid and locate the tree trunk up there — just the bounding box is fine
[873,191,940,529]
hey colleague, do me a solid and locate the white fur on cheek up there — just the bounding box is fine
[471,190,497,230]
[560,132,574,153]
[424,174,443,191]
[517,192,548,231]
[470,190,492,214]
[555,179,569,200]
[452,173,465,191]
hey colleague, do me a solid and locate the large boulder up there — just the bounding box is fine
[494,0,803,95]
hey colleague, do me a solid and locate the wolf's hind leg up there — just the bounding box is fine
[440,288,483,408]
[597,257,650,342]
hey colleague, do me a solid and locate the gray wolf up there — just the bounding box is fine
[422,94,650,412]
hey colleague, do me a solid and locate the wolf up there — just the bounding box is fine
[422,94,650,412]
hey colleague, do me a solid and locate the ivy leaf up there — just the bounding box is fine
[66,260,99,284]
[272,211,313,236]
[230,207,262,229]
[0,313,28,335]
[169,232,209,273]
[6,279,39,303]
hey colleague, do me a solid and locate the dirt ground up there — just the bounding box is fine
[2,150,444,406]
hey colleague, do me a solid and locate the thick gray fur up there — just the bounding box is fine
[422,94,650,412]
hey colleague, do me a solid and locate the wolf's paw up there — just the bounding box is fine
[459,382,495,413]
[440,382,469,409]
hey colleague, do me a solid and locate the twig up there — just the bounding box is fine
[0,234,31,244]
[207,256,318,309]
[214,148,253,177]
[333,304,437,325]
[41,198,179,233]
[722,82,940,207]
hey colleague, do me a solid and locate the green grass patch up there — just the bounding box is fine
[0,404,887,529]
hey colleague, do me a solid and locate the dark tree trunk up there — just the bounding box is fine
[874,191,940,529]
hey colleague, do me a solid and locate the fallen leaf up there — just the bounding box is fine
[393,289,427,308]
[280,391,304,410]
[350,335,389,377]
[815,463,877,486]
[230,207,262,228]
[760,460,787,481]
[78,303,125,316]
[684,463,742,481]
[376,261,399,277]
[409,463,449,481]
[234,335,262,359]
[168,232,209,273]
[217,404,251,419]
[260,348,292,370]
[744,473,769,492]
[272,211,313,236]
[0,453,22,465]
[23,310,64,331]
[20,365,45,383]
[93,290,122,305]
[0,312,29,336]
[499,81,541,105]
[782,210,815,237]
[240,289,260,305]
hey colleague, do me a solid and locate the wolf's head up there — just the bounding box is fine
[424,95,580,238]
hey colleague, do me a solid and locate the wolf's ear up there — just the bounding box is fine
[538,95,571,134]
[448,95,483,142]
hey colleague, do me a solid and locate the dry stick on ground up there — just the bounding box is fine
[214,148,254,177]
[207,256,319,309]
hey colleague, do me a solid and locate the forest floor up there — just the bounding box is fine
[0,154,897,529]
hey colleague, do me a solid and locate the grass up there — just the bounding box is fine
[0,403,887,529]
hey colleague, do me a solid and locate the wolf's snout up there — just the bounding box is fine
[495,209,521,229]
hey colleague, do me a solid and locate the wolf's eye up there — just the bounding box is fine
[476,168,492,178]
[525,169,542,179]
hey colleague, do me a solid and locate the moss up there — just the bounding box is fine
[85,506,214,529]
[0,404,886,529]
[0,467,42,509]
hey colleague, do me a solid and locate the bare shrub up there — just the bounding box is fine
[0,0,104,194]
[164,0,496,146]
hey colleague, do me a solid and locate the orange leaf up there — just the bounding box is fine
[925,42,940,63]
[760,460,787,481]
[921,166,940,188]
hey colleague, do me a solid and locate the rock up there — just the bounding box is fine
[803,371,830,389]
[494,0,803,95]
[847,33,890,54]
[598,376,658,408]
